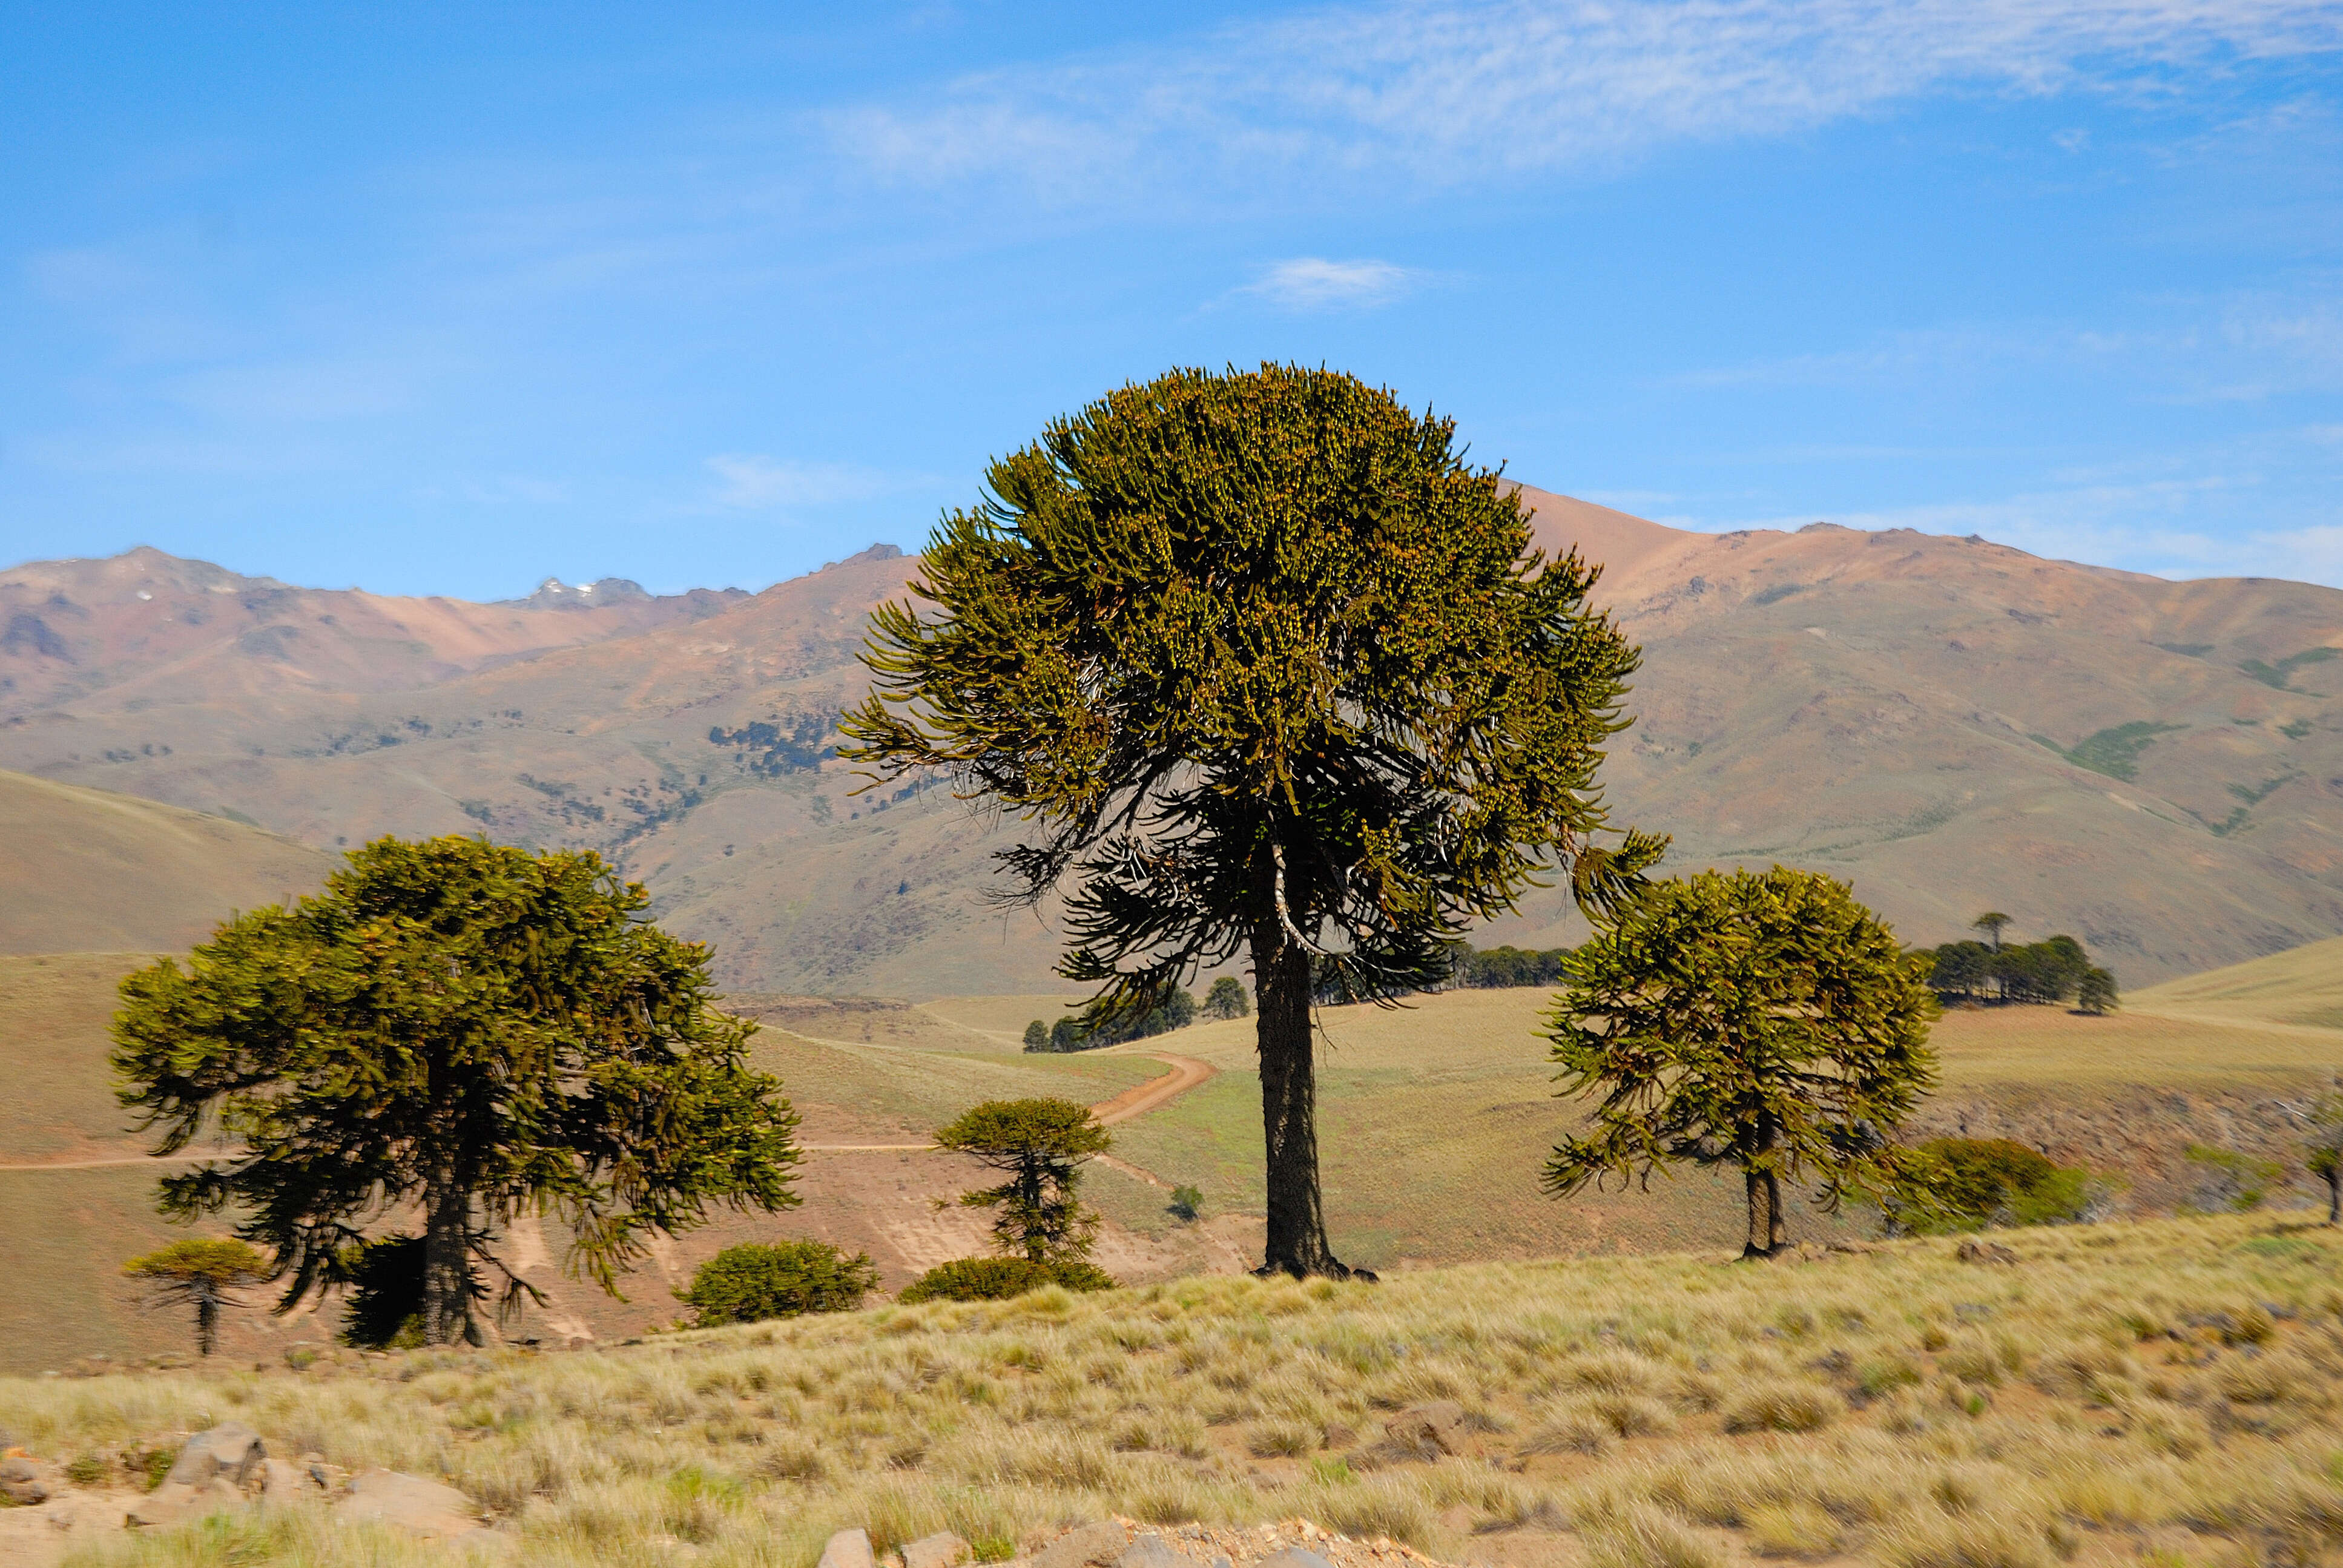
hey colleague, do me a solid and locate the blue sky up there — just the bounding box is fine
[4,1,2341,598]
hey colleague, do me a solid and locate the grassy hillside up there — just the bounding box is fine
[9,1214,2343,1568]
[2130,934,2343,1032]
[12,956,2339,1374]
[0,771,329,957]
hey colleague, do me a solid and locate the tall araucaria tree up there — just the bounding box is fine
[112,835,803,1345]
[841,363,1666,1278]
[1543,867,1940,1257]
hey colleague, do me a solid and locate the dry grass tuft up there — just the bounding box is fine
[13,1214,2343,1568]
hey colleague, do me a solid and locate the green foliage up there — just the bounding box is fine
[1022,1020,1049,1049]
[1970,912,2011,949]
[2281,718,2314,740]
[676,1240,878,1326]
[335,1234,426,1349]
[1922,932,2106,1007]
[2240,647,2338,691]
[1202,977,1250,1020]
[934,1098,1112,1263]
[2182,1145,2284,1214]
[1168,1184,1204,1221]
[121,1237,271,1356]
[2075,967,2119,1015]
[1027,989,1198,1052]
[1543,868,1939,1256]
[895,1255,1116,1303]
[62,1456,108,1487]
[840,362,1661,1059]
[111,834,804,1346]
[2034,722,2183,782]
[1885,1139,2098,1233]
[1454,943,1575,989]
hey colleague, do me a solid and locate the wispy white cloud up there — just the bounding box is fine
[826,0,2342,204]
[705,453,898,509]
[1236,257,1425,311]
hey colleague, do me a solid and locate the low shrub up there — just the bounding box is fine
[1888,1139,2102,1233]
[896,1256,1116,1303]
[677,1240,879,1327]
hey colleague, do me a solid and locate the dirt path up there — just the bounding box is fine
[0,1055,1224,1171]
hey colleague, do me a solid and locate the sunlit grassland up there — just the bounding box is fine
[2131,935,2343,1034]
[16,1214,2343,1568]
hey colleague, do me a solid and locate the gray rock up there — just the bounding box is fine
[904,1531,972,1568]
[0,1455,49,1506]
[1258,1552,1334,1568]
[334,1470,483,1539]
[166,1423,267,1491]
[820,1527,877,1568]
[1116,1535,1187,1568]
[1036,1521,1131,1568]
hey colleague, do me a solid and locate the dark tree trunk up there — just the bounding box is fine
[1742,1119,1787,1259]
[196,1281,220,1357]
[1252,922,1351,1279]
[422,1168,476,1346]
[2327,1168,2340,1227]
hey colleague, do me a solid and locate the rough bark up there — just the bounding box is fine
[196,1283,220,1357]
[1742,1120,1787,1259]
[2327,1168,2340,1227]
[1253,922,1351,1279]
[422,1169,475,1346]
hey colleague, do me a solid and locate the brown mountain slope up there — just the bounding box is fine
[0,545,745,719]
[1,506,2336,992]
[0,770,331,955]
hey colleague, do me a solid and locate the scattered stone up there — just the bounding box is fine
[261,1459,311,1503]
[820,1527,877,1568]
[1119,1536,1187,1568]
[1383,1401,1472,1458]
[1,1456,50,1506]
[1259,1550,1336,1568]
[905,1530,972,1568]
[334,1470,484,1540]
[1036,1520,1132,1568]
[1957,1239,2018,1266]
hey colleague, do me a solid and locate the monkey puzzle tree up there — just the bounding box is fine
[113,835,803,1346]
[122,1238,270,1357]
[1543,868,1940,1258]
[933,1098,1111,1263]
[843,363,1664,1277]
[1970,912,2011,952]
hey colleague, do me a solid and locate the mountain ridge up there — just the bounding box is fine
[3,490,2336,993]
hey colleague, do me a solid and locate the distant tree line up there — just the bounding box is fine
[1920,912,2117,1011]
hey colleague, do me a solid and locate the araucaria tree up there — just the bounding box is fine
[122,1238,270,1356]
[933,1098,1110,1263]
[2306,1093,2343,1226]
[113,835,803,1346]
[1543,868,1939,1258]
[843,363,1663,1278]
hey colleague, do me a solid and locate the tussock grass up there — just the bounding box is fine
[15,1214,2343,1568]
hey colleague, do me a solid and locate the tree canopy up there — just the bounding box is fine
[1543,867,1939,1257]
[112,835,802,1345]
[932,1098,1111,1263]
[842,363,1663,1276]
[122,1238,270,1357]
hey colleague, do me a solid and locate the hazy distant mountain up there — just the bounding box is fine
[1,504,2335,993]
